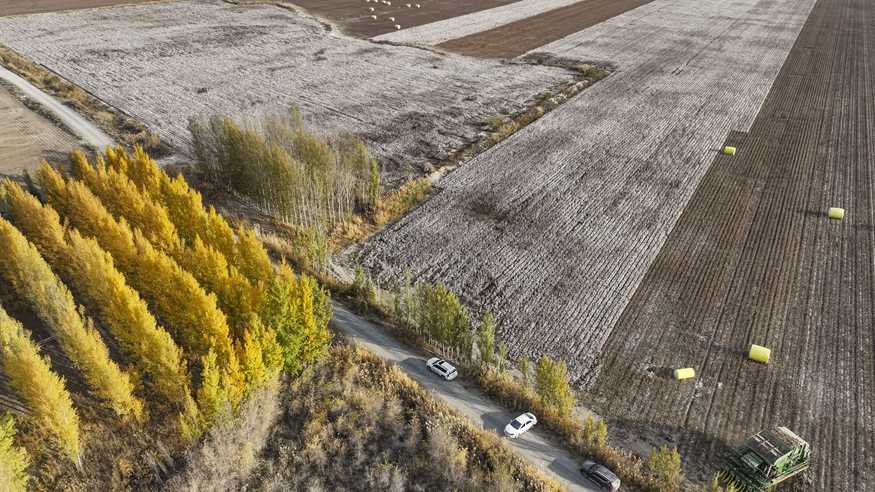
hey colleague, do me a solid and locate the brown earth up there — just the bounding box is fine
[590,0,875,488]
[290,0,520,38]
[0,85,78,176]
[438,0,654,58]
[0,0,155,16]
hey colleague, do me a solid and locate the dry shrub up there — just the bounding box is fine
[162,378,282,492]
[247,346,561,492]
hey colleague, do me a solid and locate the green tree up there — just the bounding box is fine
[518,356,531,385]
[535,356,575,417]
[415,283,472,358]
[0,218,142,421]
[497,342,509,372]
[0,305,81,464]
[477,312,496,367]
[646,445,683,490]
[0,413,30,491]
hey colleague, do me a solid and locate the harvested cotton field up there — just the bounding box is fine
[590,0,875,488]
[373,0,583,46]
[0,0,572,187]
[0,85,78,175]
[358,0,815,381]
[290,0,518,38]
[0,0,155,16]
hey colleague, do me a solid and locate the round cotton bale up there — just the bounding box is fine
[394,24,402,30]
[828,207,845,220]
[371,14,377,19]
[406,3,411,6]
[723,146,737,156]
[749,344,771,364]
[369,6,374,11]
[389,16,395,21]
[674,368,695,380]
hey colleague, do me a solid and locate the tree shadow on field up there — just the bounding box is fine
[799,208,829,219]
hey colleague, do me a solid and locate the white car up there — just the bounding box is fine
[504,412,537,438]
[425,357,458,381]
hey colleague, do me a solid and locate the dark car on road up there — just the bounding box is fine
[580,460,620,491]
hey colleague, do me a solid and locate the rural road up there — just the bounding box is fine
[0,65,113,149]
[330,301,601,492]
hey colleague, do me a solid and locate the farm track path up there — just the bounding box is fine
[0,65,113,149]
[593,0,875,488]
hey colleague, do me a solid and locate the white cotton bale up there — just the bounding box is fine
[389,16,395,21]
[369,6,374,11]
[406,3,411,7]
[371,14,377,19]
[394,24,402,30]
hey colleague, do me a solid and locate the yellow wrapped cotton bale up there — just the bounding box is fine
[674,368,695,380]
[749,344,771,364]
[723,146,737,156]
[828,207,845,220]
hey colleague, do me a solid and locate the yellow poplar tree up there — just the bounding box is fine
[0,413,30,491]
[0,181,190,405]
[0,218,142,421]
[105,146,272,287]
[70,150,180,253]
[0,306,81,464]
[36,164,235,366]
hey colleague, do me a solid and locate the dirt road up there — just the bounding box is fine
[0,66,113,149]
[330,301,601,492]
[590,0,875,488]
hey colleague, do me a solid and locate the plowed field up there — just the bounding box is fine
[437,0,654,58]
[591,0,875,488]
[291,0,519,38]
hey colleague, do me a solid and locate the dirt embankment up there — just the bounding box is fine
[591,0,875,488]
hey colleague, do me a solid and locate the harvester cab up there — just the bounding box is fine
[719,427,810,491]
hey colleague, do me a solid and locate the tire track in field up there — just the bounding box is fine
[593,0,875,487]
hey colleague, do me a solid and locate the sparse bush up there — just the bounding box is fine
[0,217,142,420]
[164,378,282,491]
[477,312,496,366]
[0,413,30,491]
[0,305,81,465]
[351,265,378,307]
[646,445,683,490]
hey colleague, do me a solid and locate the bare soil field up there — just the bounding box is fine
[374,0,585,46]
[0,85,77,175]
[0,0,155,16]
[0,0,572,188]
[356,0,814,390]
[589,0,875,488]
[291,0,520,38]
[438,0,655,58]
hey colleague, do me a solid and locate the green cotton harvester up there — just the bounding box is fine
[718,427,810,491]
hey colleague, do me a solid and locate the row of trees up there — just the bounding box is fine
[0,146,333,474]
[189,108,381,231]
